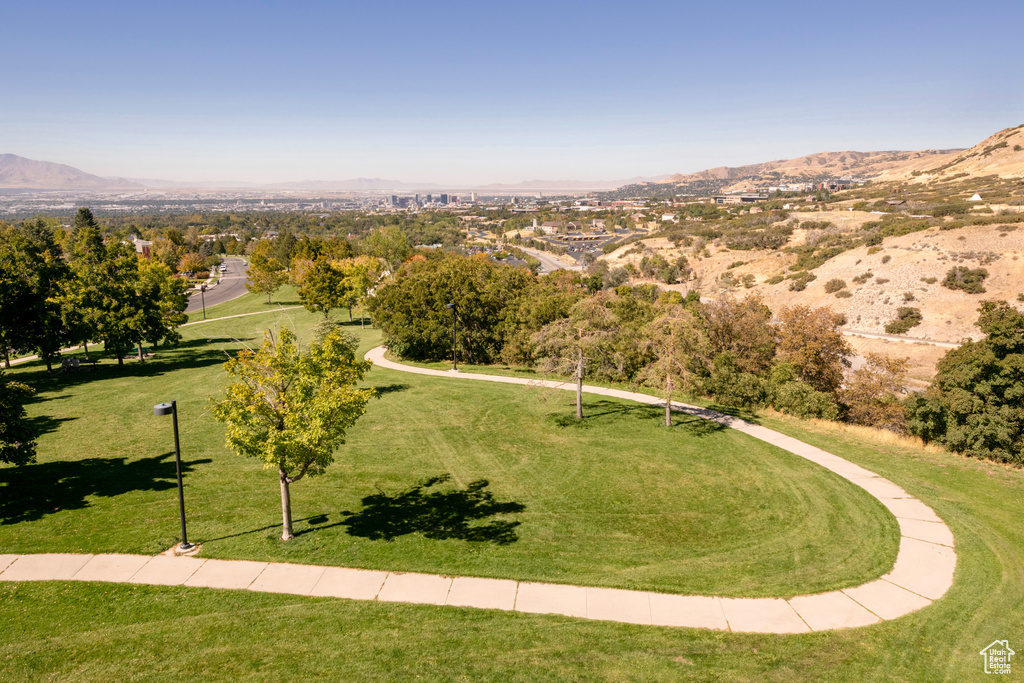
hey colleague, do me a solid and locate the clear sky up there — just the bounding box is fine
[2,0,1021,185]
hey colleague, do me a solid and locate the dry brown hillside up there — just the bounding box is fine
[601,214,1024,380]
[878,124,1024,183]
[658,150,959,190]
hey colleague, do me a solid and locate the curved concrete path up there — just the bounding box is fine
[0,349,956,635]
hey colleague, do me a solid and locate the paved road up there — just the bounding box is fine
[517,246,583,274]
[185,257,249,314]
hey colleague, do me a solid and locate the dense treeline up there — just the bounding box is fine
[374,252,1024,465]
[370,253,913,429]
[905,301,1024,465]
[0,209,189,372]
[0,208,193,464]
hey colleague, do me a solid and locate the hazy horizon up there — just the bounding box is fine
[2,1,1021,185]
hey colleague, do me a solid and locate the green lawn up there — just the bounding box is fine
[185,284,302,324]
[1,309,1022,680]
[1,310,895,597]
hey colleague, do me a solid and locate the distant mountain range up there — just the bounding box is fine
[3,125,1021,194]
[0,154,142,190]
[0,155,655,192]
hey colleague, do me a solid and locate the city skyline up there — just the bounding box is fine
[2,0,1021,185]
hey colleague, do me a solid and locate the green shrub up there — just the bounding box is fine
[769,365,840,420]
[875,278,890,285]
[881,255,891,264]
[727,261,745,269]
[852,271,874,285]
[942,266,989,294]
[930,202,971,217]
[884,307,923,334]
[787,271,816,291]
[766,275,784,285]
[903,291,915,302]
[921,276,938,284]
[835,290,853,299]
[824,278,847,293]
[867,246,882,255]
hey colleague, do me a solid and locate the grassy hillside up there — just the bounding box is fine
[0,303,1021,680]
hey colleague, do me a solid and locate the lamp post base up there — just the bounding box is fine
[170,542,200,556]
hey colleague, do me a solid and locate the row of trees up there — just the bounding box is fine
[0,208,190,372]
[369,252,910,428]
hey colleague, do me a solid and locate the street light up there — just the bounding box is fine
[445,302,458,371]
[153,401,194,552]
[199,284,207,320]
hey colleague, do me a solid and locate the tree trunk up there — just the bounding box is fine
[576,350,584,420]
[44,354,53,374]
[348,308,352,322]
[82,343,90,361]
[279,469,294,541]
[117,352,124,367]
[665,373,673,427]
[138,342,144,362]
[3,348,9,370]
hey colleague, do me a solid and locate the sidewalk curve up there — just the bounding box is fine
[0,348,957,634]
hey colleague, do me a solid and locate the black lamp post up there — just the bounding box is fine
[153,401,194,552]
[199,284,207,320]
[445,302,458,371]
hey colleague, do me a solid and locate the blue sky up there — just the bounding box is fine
[2,1,1021,184]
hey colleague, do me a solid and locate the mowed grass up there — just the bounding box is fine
[2,308,1022,680]
[185,284,302,324]
[1,307,895,597]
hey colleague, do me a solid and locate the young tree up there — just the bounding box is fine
[336,255,383,327]
[0,371,36,465]
[775,305,852,394]
[533,296,619,420]
[211,327,375,540]
[246,240,288,303]
[636,303,709,426]
[298,258,345,318]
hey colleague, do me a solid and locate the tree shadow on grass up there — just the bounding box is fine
[340,474,525,545]
[24,414,77,438]
[0,453,211,525]
[546,400,662,428]
[371,383,411,396]
[673,412,726,437]
[18,340,242,392]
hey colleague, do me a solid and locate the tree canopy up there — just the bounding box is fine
[905,301,1024,464]
[211,326,375,540]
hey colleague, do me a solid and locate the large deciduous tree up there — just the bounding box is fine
[369,252,534,364]
[211,326,375,540]
[775,305,851,394]
[60,225,187,365]
[905,301,1024,464]
[841,353,909,432]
